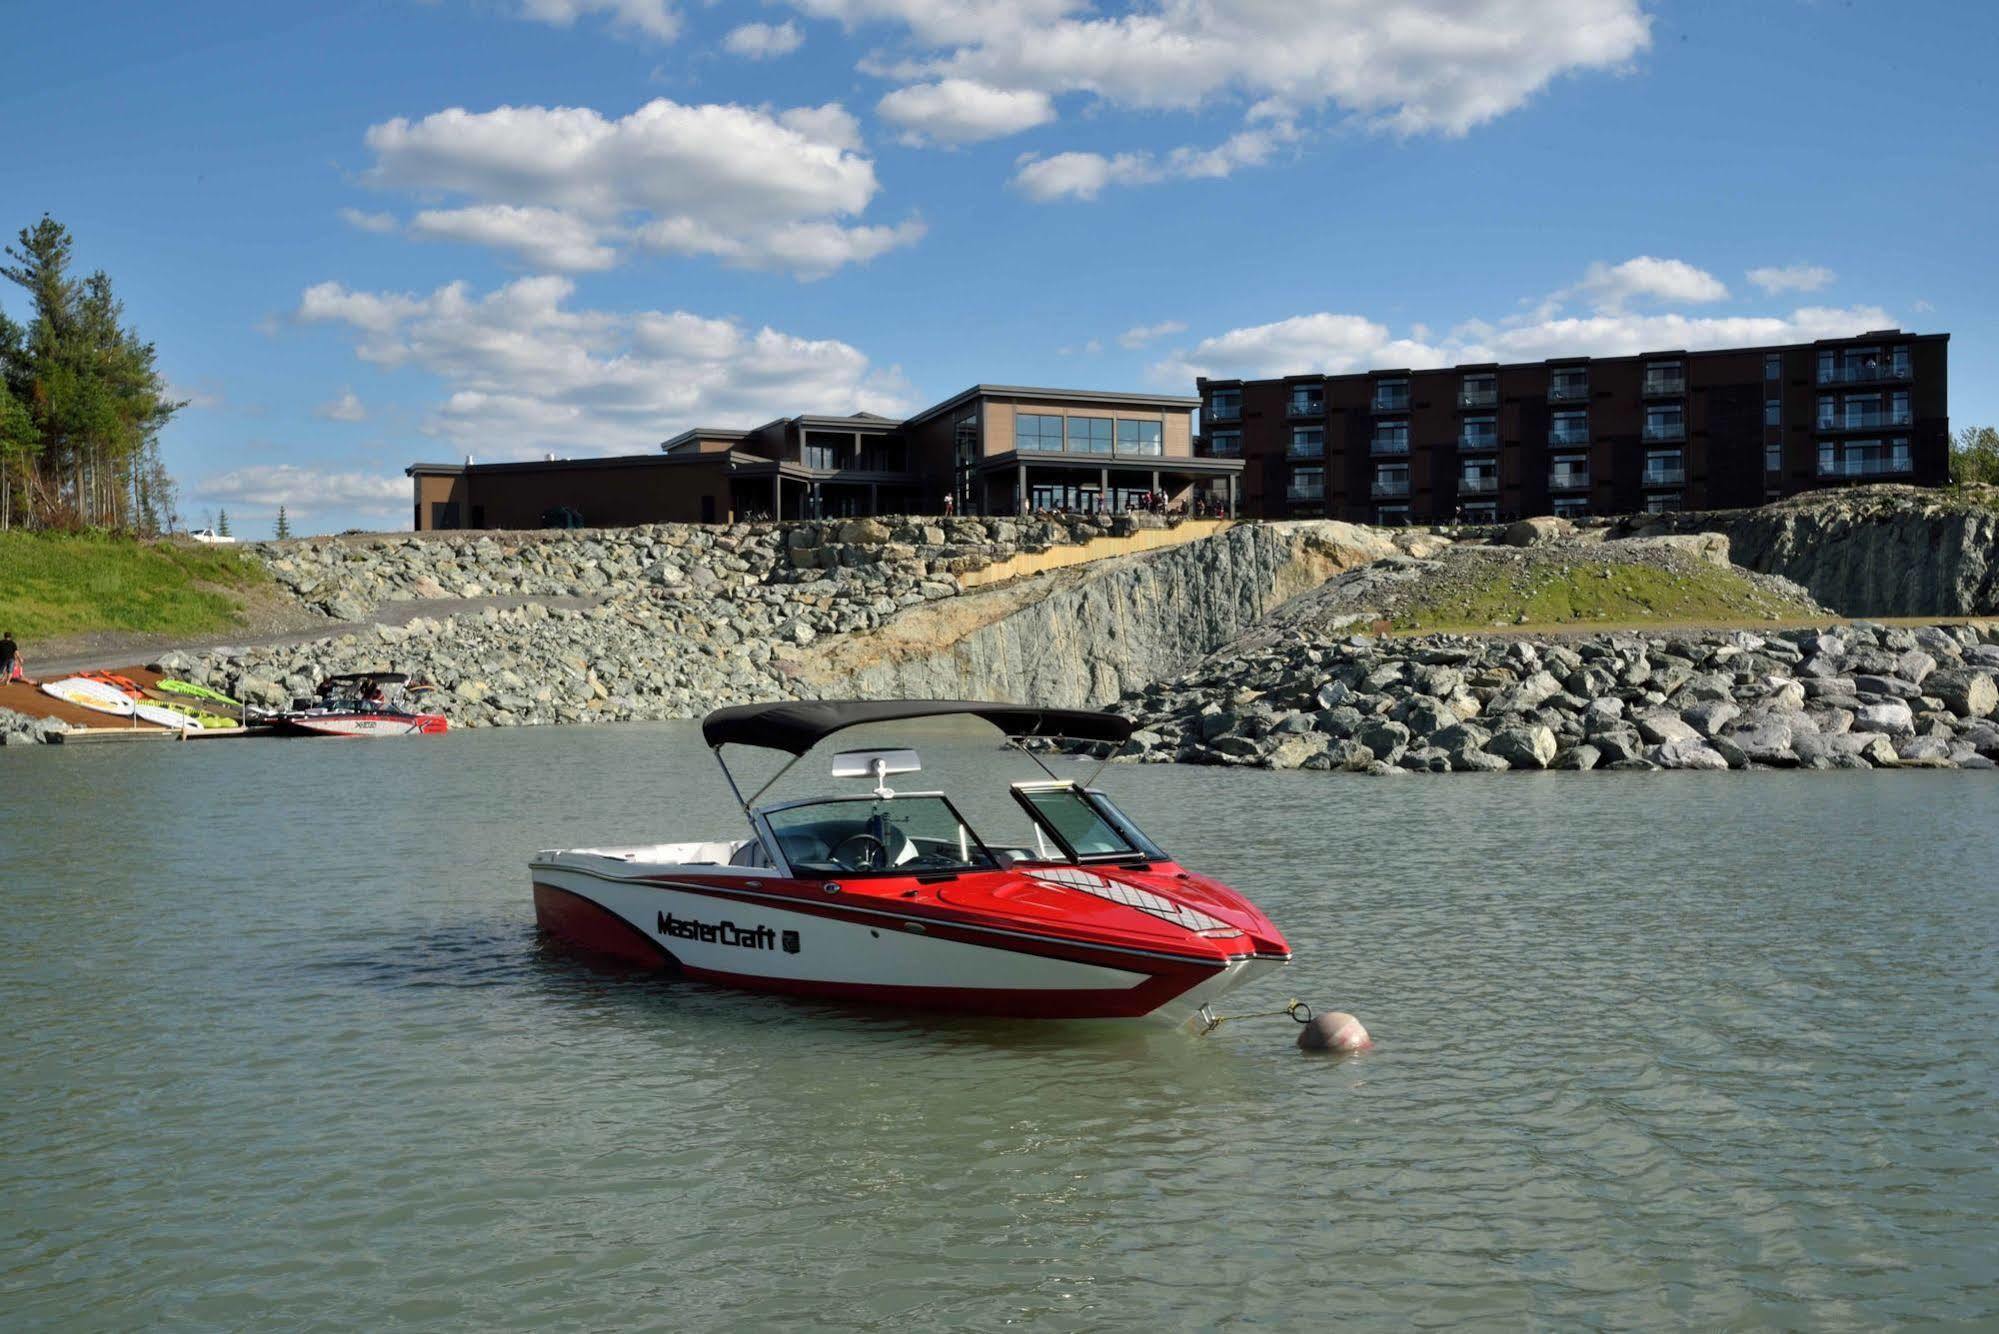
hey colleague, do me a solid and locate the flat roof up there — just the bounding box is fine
[407,450,741,478]
[1195,330,1950,386]
[904,384,1201,429]
[659,426,749,453]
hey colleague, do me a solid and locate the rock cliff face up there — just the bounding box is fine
[798,522,1414,708]
[1653,486,1999,617]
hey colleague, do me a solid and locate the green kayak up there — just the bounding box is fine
[153,678,237,706]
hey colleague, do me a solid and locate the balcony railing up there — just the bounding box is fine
[1286,485,1325,502]
[1458,387,1497,408]
[1458,431,1498,452]
[1372,392,1410,413]
[1643,421,1686,442]
[1819,411,1913,431]
[1458,474,1498,494]
[1286,441,1325,459]
[1818,455,1913,478]
[1818,361,1910,385]
[1642,375,1686,397]
[1202,438,1242,457]
[1549,471,1591,492]
[1371,478,1411,499]
[1549,380,1589,402]
[1371,437,1410,456]
[1287,397,1324,417]
[1208,402,1241,420]
[1642,467,1686,487]
[1548,429,1589,448]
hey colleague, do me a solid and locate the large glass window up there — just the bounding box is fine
[1644,449,1684,486]
[1070,416,1114,454]
[764,796,997,875]
[1117,419,1163,455]
[1206,431,1241,457]
[1549,410,1587,447]
[1550,367,1589,401]
[1288,466,1325,501]
[1289,427,1324,457]
[1765,398,1781,427]
[1644,360,1686,394]
[1459,416,1497,449]
[1208,389,1241,420]
[1550,455,1590,490]
[1016,413,1066,452]
[1372,378,1409,412]
[1766,353,1782,381]
[803,432,847,470]
[1765,442,1782,473]
[1374,421,1411,453]
[1288,385,1324,415]
[1891,389,1911,426]
[1460,460,1498,493]
[1460,373,1497,407]
[1644,404,1685,441]
[1373,463,1409,497]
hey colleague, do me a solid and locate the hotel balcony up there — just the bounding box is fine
[1287,396,1325,418]
[1549,380,1589,402]
[1458,474,1498,494]
[1371,478,1411,499]
[1642,374,1686,397]
[1201,438,1242,457]
[1208,402,1240,421]
[1818,361,1911,385]
[1370,437,1410,456]
[1286,485,1325,502]
[1457,431,1499,452]
[1286,441,1325,459]
[1642,467,1686,487]
[1549,471,1591,493]
[1817,411,1912,432]
[1372,391,1411,413]
[1817,455,1913,479]
[1458,387,1497,409]
[1548,429,1589,449]
[1643,422,1686,443]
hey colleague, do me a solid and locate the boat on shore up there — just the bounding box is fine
[531,699,1291,1025]
[270,672,448,737]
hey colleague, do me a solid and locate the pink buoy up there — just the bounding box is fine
[1298,1010,1371,1054]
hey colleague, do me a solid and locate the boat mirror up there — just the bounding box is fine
[830,749,921,780]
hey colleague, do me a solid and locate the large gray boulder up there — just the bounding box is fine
[1927,668,1997,719]
[1501,515,1574,548]
[1648,737,1730,771]
[1487,724,1557,770]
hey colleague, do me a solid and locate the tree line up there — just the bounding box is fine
[0,215,181,531]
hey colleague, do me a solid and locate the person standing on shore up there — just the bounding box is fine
[0,631,19,684]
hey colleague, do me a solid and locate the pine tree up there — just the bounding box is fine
[216,507,230,536]
[274,505,291,540]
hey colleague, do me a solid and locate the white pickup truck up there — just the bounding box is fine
[188,528,237,544]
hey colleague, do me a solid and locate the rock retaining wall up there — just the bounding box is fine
[1116,620,1999,772]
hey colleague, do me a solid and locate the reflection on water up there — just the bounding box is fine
[2,723,1996,1328]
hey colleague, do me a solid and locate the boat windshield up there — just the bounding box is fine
[763,796,998,876]
[1012,783,1166,863]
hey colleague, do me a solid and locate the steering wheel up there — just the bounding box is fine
[829,832,888,870]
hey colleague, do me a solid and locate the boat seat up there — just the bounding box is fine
[729,839,773,869]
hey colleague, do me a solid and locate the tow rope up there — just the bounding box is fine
[1195,998,1313,1036]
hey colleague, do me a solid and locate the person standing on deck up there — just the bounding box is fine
[0,631,19,683]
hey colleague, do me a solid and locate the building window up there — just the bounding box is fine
[1209,389,1241,420]
[1644,449,1685,487]
[1372,463,1409,498]
[1816,393,1836,428]
[1765,442,1782,473]
[1461,502,1498,523]
[1643,404,1685,442]
[1287,385,1324,416]
[1288,466,1325,501]
[1820,438,1912,478]
[1016,413,1066,452]
[1373,421,1410,454]
[1372,378,1410,412]
[1891,389,1911,426]
[1552,497,1591,518]
[1766,353,1782,381]
[1207,431,1241,457]
[1375,504,1410,525]
[803,431,846,469]
[1457,416,1497,450]
[1550,367,1589,401]
[1459,460,1498,494]
[1460,373,1496,408]
[1069,416,1114,454]
[1764,398,1781,427]
[1643,360,1686,395]
[1550,455,1590,491]
[1818,345,1911,384]
[1117,419,1163,456]
[1549,410,1587,447]
[1643,493,1683,514]
[1289,427,1324,458]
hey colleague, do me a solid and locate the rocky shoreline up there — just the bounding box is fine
[1112,620,1999,772]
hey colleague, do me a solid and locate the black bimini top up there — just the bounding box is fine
[701,699,1135,755]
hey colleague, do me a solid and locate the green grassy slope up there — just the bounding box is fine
[1391,560,1820,633]
[0,531,268,642]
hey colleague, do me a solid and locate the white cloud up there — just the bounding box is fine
[1117,320,1186,349]
[634,217,927,280]
[794,0,1649,169]
[877,79,1054,145]
[315,388,368,422]
[1012,125,1295,200]
[408,204,621,272]
[1746,263,1835,295]
[193,465,407,520]
[1571,256,1728,311]
[1152,257,1895,382]
[164,379,225,411]
[515,0,679,42]
[724,20,803,58]
[339,207,399,234]
[357,97,918,278]
[293,275,912,459]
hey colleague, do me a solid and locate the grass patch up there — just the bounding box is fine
[0,531,268,642]
[1392,560,1816,633]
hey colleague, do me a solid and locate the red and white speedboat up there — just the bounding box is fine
[531,700,1291,1025]
[270,672,448,737]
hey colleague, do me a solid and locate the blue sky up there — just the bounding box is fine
[5,0,1994,535]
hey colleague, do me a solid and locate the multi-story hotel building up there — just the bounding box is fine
[1196,330,1950,523]
[407,385,1243,530]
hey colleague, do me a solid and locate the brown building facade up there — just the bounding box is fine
[1197,330,1950,524]
[407,385,1239,530]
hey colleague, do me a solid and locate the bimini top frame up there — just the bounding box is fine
[702,699,1136,812]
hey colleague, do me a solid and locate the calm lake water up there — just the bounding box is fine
[2,725,1995,1330]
